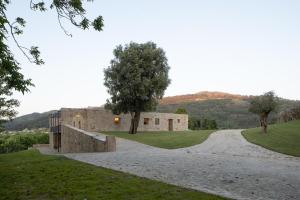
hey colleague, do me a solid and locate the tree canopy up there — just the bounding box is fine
[249,91,278,133]
[175,108,188,114]
[0,0,103,129]
[104,42,170,134]
[188,117,217,130]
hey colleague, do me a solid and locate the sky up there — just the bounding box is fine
[6,0,300,116]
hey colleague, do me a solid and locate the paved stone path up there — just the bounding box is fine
[63,130,300,200]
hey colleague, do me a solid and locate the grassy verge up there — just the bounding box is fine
[242,120,300,157]
[102,130,215,149]
[0,150,227,200]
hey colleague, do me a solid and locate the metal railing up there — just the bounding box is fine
[49,111,61,134]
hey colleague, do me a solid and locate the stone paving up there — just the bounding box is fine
[59,130,300,200]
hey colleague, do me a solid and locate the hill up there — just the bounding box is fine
[160,91,249,105]
[4,91,299,130]
[157,91,299,129]
[4,110,56,131]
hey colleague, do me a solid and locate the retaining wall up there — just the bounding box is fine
[61,125,116,153]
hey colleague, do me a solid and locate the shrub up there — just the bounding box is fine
[0,132,48,153]
[279,105,300,122]
[175,108,188,114]
[188,118,218,130]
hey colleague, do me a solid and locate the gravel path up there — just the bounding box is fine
[63,130,300,200]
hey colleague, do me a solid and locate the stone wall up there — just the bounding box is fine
[60,124,116,153]
[60,107,188,132]
[138,112,188,131]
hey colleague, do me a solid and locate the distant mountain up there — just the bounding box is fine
[4,91,300,130]
[157,91,300,129]
[160,91,249,105]
[5,110,57,131]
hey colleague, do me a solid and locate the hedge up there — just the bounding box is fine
[0,132,49,153]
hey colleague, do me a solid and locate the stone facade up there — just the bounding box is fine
[49,107,187,153]
[60,107,188,132]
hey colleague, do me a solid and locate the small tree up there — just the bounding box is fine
[175,108,188,114]
[202,118,209,129]
[209,120,218,129]
[104,42,170,134]
[249,91,278,133]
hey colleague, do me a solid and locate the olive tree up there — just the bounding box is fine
[104,42,170,134]
[175,108,188,114]
[249,91,278,133]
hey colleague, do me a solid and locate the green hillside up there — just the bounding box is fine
[157,98,299,129]
[4,111,56,131]
[242,120,300,156]
[3,92,299,131]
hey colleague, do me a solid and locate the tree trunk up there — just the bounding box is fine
[129,112,141,134]
[260,114,268,134]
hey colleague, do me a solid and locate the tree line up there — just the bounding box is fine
[175,108,218,130]
[188,118,218,130]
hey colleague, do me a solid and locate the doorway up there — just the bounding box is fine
[168,119,173,131]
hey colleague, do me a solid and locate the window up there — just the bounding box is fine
[144,118,149,125]
[177,119,180,123]
[78,121,81,129]
[155,118,160,125]
[73,121,75,127]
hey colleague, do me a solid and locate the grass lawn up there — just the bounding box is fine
[102,130,215,149]
[242,120,300,157]
[0,150,227,200]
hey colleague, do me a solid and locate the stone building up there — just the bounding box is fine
[60,107,188,132]
[49,107,188,152]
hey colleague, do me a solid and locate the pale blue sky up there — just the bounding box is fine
[6,0,300,116]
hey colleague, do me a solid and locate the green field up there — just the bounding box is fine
[242,120,300,157]
[102,130,215,149]
[0,150,227,200]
